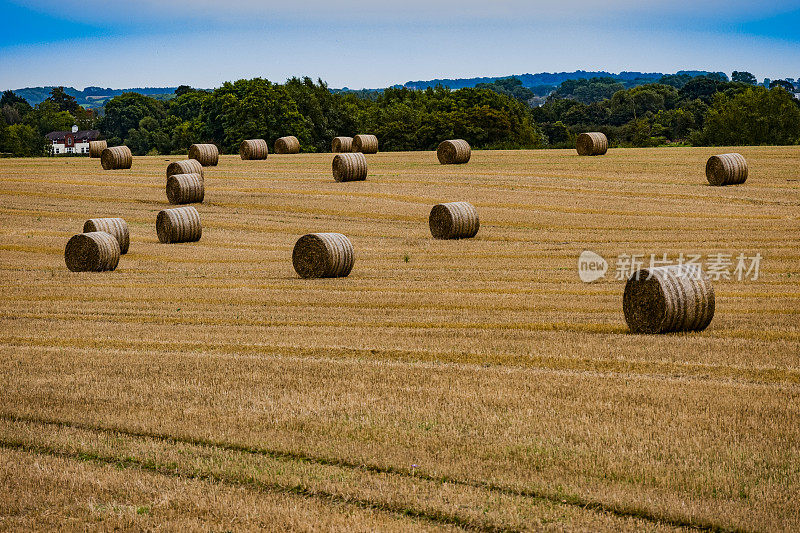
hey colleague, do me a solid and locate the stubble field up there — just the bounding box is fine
[0,147,798,531]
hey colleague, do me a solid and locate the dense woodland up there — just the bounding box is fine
[1,72,799,157]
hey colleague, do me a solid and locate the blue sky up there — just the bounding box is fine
[1,0,799,90]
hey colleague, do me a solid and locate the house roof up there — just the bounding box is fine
[46,130,101,142]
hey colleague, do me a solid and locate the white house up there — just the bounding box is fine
[46,125,100,155]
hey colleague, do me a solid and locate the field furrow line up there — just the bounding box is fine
[0,414,729,532]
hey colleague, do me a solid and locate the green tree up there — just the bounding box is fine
[46,87,80,114]
[697,87,800,145]
[476,77,537,103]
[1,90,30,110]
[174,85,195,97]
[0,124,45,156]
[770,79,794,91]
[101,92,166,141]
[201,78,309,153]
[732,71,757,85]
[169,90,211,121]
[1,90,33,126]
[285,77,357,152]
[25,100,74,134]
[657,73,695,89]
[678,77,722,103]
[551,77,625,104]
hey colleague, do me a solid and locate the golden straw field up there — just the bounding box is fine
[1,147,799,531]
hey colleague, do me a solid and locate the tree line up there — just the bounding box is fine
[1,72,798,157]
[530,73,800,147]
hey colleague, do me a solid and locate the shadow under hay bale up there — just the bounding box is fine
[167,159,204,180]
[576,132,608,156]
[429,201,479,239]
[156,206,202,244]
[65,231,120,272]
[437,139,471,164]
[353,134,378,154]
[101,146,132,170]
[89,140,107,159]
[331,136,353,153]
[332,152,367,182]
[188,144,219,166]
[166,173,204,204]
[240,139,269,160]
[292,233,354,279]
[274,136,300,154]
[623,264,715,334]
[82,217,129,255]
[706,153,748,186]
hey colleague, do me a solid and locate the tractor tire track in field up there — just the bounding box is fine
[0,440,506,533]
[0,413,731,532]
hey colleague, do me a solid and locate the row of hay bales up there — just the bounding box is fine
[66,210,715,336]
[64,198,472,274]
[65,206,202,272]
[91,133,748,186]
[576,131,748,186]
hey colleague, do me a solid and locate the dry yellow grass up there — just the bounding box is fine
[0,147,799,531]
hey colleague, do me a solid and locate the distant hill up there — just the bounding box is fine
[9,86,178,108]
[401,70,728,91]
[9,71,731,109]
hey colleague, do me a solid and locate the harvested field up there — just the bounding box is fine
[0,147,799,531]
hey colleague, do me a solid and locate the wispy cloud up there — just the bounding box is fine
[3,0,799,89]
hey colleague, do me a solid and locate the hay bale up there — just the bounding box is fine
[623,264,715,334]
[64,231,120,272]
[156,206,202,244]
[576,132,608,156]
[331,136,353,153]
[437,139,471,164]
[88,140,107,158]
[82,217,129,255]
[240,139,269,160]
[706,153,748,186]
[274,136,300,154]
[100,146,132,170]
[429,201,479,239]
[292,233,354,279]
[166,173,204,204]
[166,159,204,180]
[353,134,378,154]
[332,152,368,182]
[188,144,219,166]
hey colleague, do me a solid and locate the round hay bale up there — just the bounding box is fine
[332,152,368,182]
[292,233,354,279]
[88,140,107,159]
[706,153,748,186]
[64,231,120,272]
[576,132,608,156]
[188,144,219,166]
[437,139,471,164]
[274,136,300,154]
[156,206,202,244]
[240,139,269,160]
[100,146,132,170]
[166,159,204,180]
[82,217,130,255]
[331,136,353,153]
[166,173,204,204]
[429,202,479,239]
[623,264,715,334]
[352,134,378,154]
